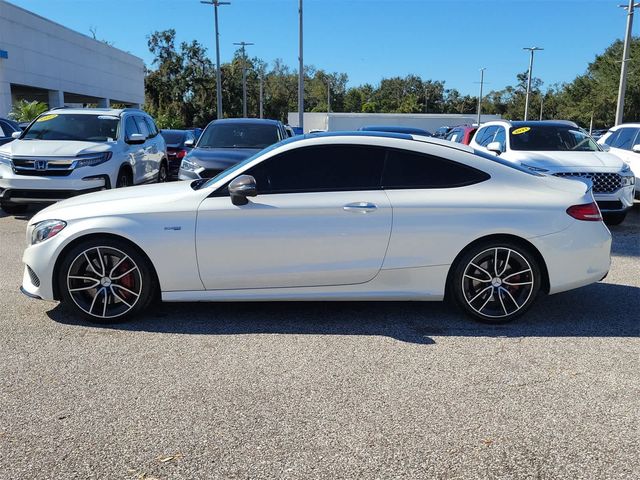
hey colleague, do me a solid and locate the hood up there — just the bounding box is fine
[6,139,112,157]
[187,147,259,169]
[30,181,201,224]
[505,150,624,170]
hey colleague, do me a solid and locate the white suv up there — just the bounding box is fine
[0,108,168,214]
[597,123,640,199]
[470,120,635,225]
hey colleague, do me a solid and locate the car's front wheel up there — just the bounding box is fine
[157,161,168,183]
[603,212,626,226]
[1,202,29,215]
[450,240,542,324]
[57,237,157,323]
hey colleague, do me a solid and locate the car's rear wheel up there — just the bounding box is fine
[57,237,157,323]
[603,212,626,226]
[450,241,542,324]
[1,202,29,215]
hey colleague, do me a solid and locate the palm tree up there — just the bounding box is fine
[9,100,48,122]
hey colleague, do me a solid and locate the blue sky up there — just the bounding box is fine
[7,0,637,95]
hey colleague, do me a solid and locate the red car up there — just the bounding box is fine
[445,125,477,145]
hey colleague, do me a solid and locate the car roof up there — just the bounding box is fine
[160,129,189,134]
[210,118,282,126]
[39,107,148,116]
[609,123,640,129]
[482,120,579,129]
[289,131,474,154]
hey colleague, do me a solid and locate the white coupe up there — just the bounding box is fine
[21,132,612,324]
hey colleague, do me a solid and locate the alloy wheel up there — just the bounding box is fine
[66,246,142,319]
[461,247,534,319]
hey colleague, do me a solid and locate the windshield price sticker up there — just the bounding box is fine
[512,127,531,135]
[36,114,58,122]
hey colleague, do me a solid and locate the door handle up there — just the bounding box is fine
[343,202,377,213]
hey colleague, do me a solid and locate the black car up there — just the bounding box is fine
[160,129,198,178]
[0,118,22,146]
[178,118,288,180]
[359,125,432,137]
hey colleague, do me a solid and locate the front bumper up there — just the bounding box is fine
[0,170,109,204]
[593,185,635,213]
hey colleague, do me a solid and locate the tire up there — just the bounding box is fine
[115,168,132,188]
[157,161,168,183]
[603,212,626,226]
[1,202,29,215]
[57,237,157,323]
[449,240,542,324]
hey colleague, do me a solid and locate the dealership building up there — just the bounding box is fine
[0,0,144,117]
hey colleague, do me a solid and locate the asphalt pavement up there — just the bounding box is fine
[0,205,638,479]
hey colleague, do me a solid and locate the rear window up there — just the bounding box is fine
[199,123,280,149]
[161,131,186,145]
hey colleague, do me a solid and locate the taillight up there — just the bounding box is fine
[176,149,187,160]
[566,202,602,221]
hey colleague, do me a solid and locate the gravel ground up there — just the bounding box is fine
[0,205,638,480]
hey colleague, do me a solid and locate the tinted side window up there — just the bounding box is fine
[383,149,490,189]
[245,145,385,194]
[0,123,5,137]
[476,126,498,146]
[611,128,640,150]
[494,127,506,145]
[144,117,158,137]
[124,117,139,137]
[134,116,150,138]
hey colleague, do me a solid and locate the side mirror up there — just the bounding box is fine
[633,144,640,153]
[184,139,195,147]
[228,175,257,206]
[11,131,21,139]
[487,141,503,155]
[126,133,145,145]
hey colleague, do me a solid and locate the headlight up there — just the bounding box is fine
[521,163,549,173]
[180,157,201,172]
[0,151,11,165]
[74,152,112,168]
[31,220,66,245]
[620,164,635,186]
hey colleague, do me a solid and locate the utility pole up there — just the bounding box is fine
[476,67,486,126]
[259,72,264,119]
[523,46,543,121]
[327,78,331,113]
[298,0,304,131]
[200,0,230,119]
[539,92,544,121]
[615,0,639,125]
[233,41,254,117]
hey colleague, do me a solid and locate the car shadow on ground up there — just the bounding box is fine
[47,282,639,345]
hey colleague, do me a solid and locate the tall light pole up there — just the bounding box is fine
[615,1,639,125]
[327,78,331,113]
[298,0,304,131]
[200,0,230,119]
[476,67,486,126]
[233,41,254,117]
[259,72,264,119]
[523,46,543,121]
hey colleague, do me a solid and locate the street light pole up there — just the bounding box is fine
[298,0,304,131]
[327,78,331,113]
[523,46,543,121]
[200,0,230,119]
[233,41,254,117]
[615,0,639,125]
[476,67,486,126]
[259,72,264,119]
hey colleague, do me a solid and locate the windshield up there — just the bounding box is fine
[160,131,186,145]
[22,113,119,142]
[198,123,279,149]
[509,125,600,152]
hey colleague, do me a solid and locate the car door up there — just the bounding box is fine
[124,116,146,182]
[195,144,392,290]
[133,116,155,182]
[144,116,165,175]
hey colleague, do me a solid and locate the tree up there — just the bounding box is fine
[9,100,48,122]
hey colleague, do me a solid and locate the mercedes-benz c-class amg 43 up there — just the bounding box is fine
[20,132,612,324]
